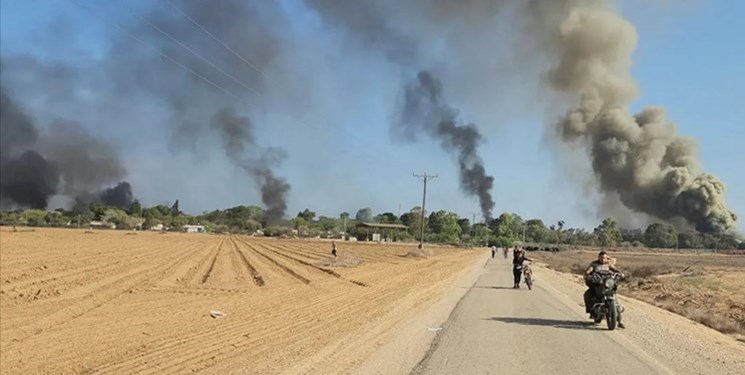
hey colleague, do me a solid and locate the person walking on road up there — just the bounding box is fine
[491,245,496,258]
[331,241,337,258]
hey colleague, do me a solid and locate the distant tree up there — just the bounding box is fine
[0,211,20,226]
[316,216,338,232]
[340,212,350,220]
[375,212,399,224]
[738,241,745,250]
[457,218,471,238]
[102,208,129,228]
[291,217,307,230]
[700,233,718,249]
[400,207,426,237]
[143,216,161,230]
[171,200,180,216]
[244,219,262,233]
[154,205,172,218]
[297,208,316,223]
[355,207,372,222]
[524,219,549,243]
[22,210,48,227]
[428,210,461,242]
[621,228,644,244]
[508,214,525,241]
[171,215,189,228]
[716,234,740,250]
[594,218,622,247]
[557,220,565,231]
[129,199,142,217]
[644,223,677,248]
[678,232,702,249]
[45,211,67,227]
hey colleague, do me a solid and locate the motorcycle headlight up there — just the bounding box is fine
[604,278,615,289]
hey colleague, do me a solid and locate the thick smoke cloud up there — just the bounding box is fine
[211,108,289,224]
[525,0,737,232]
[398,71,495,220]
[1,0,291,216]
[0,86,130,210]
[0,89,59,209]
[1,0,736,232]
[99,181,134,209]
[106,0,292,217]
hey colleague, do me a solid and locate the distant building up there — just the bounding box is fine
[182,225,206,233]
[355,222,408,242]
[149,224,164,231]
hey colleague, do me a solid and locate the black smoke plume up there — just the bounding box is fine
[398,71,495,220]
[211,108,289,224]
[0,86,131,210]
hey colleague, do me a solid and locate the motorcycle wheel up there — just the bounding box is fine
[607,299,618,330]
[525,274,532,290]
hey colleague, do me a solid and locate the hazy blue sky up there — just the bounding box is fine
[1,0,742,232]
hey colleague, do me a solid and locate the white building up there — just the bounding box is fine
[182,225,206,233]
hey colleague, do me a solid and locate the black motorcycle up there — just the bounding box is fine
[589,271,624,330]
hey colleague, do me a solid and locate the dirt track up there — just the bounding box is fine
[414,256,745,375]
[0,229,480,374]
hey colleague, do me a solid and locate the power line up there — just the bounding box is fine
[164,0,265,78]
[158,0,403,169]
[413,172,437,248]
[73,0,403,170]
[68,0,241,100]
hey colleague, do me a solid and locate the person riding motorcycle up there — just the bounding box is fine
[584,251,625,328]
[512,248,533,289]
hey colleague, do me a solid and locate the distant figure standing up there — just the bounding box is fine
[331,241,337,258]
[490,245,496,258]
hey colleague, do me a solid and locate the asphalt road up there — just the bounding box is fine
[413,255,674,375]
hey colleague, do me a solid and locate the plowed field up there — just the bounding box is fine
[0,228,480,374]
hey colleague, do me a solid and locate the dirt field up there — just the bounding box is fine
[529,249,745,340]
[0,228,481,374]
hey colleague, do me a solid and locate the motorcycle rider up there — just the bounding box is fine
[512,248,533,288]
[584,251,625,327]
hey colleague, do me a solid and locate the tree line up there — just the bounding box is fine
[1,203,743,250]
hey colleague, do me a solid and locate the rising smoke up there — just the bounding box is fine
[524,0,737,232]
[0,0,291,216]
[0,86,131,210]
[398,71,495,221]
[0,0,736,231]
[211,108,290,224]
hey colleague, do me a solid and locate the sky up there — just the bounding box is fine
[1,0,742,232]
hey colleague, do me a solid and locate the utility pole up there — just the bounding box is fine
[413,172,437,249]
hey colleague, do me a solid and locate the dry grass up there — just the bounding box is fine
[530,249,745,337]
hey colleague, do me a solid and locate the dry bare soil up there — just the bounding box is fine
[0,228,480,374]
[530,249,745,340]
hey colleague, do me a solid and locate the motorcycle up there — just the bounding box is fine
[589,272,624,330]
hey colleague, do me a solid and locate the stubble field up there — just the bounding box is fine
[0,228,480,374]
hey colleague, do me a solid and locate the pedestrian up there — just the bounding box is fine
[491,245,496,258]
[331,241,337,258]
[512,248,533,288]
